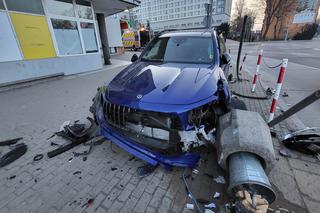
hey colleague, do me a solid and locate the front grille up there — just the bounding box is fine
[105,102,132,127]
[104,102,181,130]
[104,102,182,152]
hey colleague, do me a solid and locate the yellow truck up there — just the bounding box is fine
[122,29,150,50]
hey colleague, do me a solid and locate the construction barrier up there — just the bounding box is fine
[268,58,288,122]
[251,49,263,92]
[239,53,247,73]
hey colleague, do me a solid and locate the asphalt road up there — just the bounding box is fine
[227,39,320,128]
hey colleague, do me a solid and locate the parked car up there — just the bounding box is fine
[91,29,232,169]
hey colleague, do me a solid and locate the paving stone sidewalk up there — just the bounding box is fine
[229,67,320,213]
[0,53,227,213]
[0,52,317,213]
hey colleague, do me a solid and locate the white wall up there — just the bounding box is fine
[105,14,123,47]
[0,11,22,62]
[0,53,102,85]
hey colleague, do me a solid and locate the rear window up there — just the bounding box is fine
[141,36,214,64]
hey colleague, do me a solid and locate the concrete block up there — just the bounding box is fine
[217,109,275,172]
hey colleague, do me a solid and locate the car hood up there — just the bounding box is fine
[106,61,221,105]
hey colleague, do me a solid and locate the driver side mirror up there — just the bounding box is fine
[131,54,138,62]
[221,53,231,65]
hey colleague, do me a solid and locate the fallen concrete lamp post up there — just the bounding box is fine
[217,109,276,205]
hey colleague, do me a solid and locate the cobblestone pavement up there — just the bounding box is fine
[229,67,319,213]
[0,52,316,213]
[0,53,230,213]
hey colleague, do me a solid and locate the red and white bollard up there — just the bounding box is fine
[251,49,263,92]
[239,53,247,72]
[268,58,288,122]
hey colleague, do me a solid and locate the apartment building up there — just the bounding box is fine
[131,0,232,31]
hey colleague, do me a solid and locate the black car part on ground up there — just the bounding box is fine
[282,133,320,155]
[73,136,105,157]
[0,137,23,146]
[137,164,159,178]
[33,154,44,161]
[47,117,97,158]
[0,143,27,168]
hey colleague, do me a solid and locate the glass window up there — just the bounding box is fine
[5,0,44,14]
[141,36,214,64]
[47,0,75,17]
[80,22,97,53]
[0,1,5,10]
[76,0,92,19]
[51,18,82,55]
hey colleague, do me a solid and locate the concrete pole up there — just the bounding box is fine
[97,13,111,65]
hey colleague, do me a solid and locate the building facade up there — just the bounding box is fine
[131,0,232,31]
[0,0,136,85]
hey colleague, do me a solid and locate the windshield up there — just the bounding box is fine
[141,36,214,64]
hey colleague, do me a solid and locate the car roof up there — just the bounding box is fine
[159,29,213,38]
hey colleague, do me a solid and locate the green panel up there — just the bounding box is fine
[5,0,44,14]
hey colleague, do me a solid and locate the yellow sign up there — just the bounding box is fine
[10,13,56,60]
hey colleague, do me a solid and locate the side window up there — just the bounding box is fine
[218,33,226,54]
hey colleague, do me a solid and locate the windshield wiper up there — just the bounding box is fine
[141,58,164,62]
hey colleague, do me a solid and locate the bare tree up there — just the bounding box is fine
[230,0,257,39]
[262,0,298,39]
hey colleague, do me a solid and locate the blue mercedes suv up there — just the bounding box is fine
[91,29,231,169]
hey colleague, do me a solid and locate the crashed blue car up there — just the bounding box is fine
[91,29,231,169]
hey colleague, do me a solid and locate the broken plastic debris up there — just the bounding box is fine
[0,143,27,168]
[0,137,22,146]
[137,164,158,178]
[282,92,289,97]
[192,169,199,174]
[8,175,16,180]
[204,203,216,208]
[33,154,44,161]
[196,198,210,204]
[213,192,220,199]
[73,171,82,175]
[213,176,226,184]
[60,121,71,131]
[186,203,194,210]
[279,149,290,157]
[82,198,94,208]
[204,209,215,213]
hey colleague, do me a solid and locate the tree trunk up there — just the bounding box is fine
[274,17,280,40]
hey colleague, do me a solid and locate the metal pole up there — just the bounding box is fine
[268,89,320,127]
[236,15,248,80]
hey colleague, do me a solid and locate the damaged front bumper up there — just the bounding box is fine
[98,123,200,169]
[92,93,202,169]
